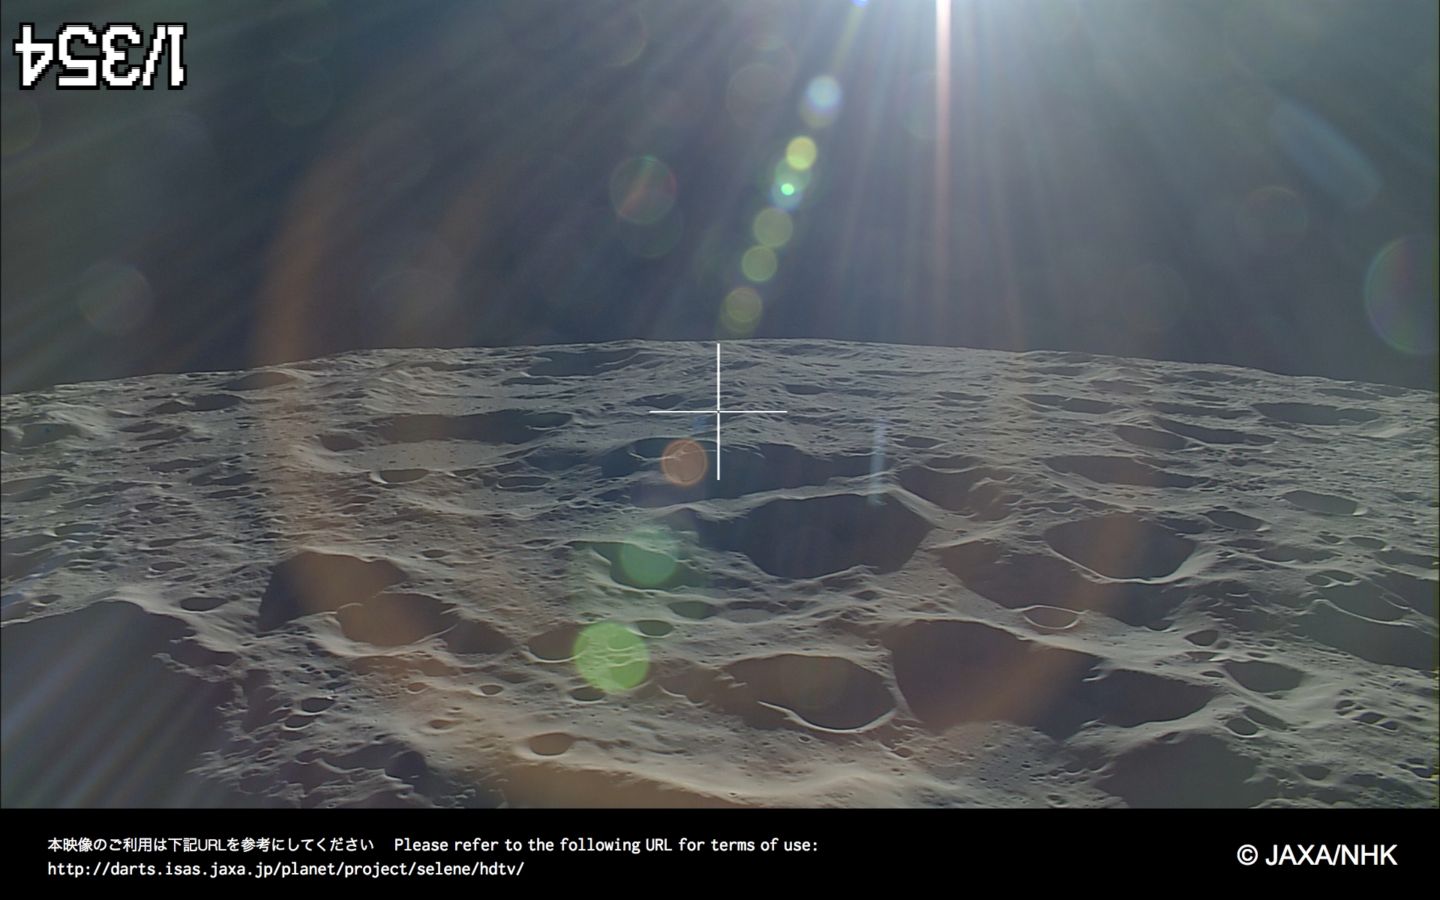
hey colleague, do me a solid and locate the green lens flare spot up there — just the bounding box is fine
[785,136,817,171]
[741,246,778,283]
[573,622,650,693]
[720,286,764,336]
[752,207,794,248]
[616,539,680,588]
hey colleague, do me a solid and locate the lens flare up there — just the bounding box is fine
[785,135,818,171]
[720,286,764,337]
[609,155,677,225]
[1364,235,1438,356]
[77,261,153,336]
[741,245,779,282]
[660,438,708,486]
[727,63,787,128]
[752,207,794,248]
[1268,100,1381,211]
[573,622,649,694]
[800,75,843,128]
[769,161,812,209]
[614,525,684,589]
[1235,185,1309,256]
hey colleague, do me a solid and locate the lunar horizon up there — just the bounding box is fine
[3,339,1435,808]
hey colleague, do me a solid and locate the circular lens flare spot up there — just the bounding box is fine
[573,622,650,694]
[1364,234,1438,356]
[609,156,677,225]
[769,161,812,209]
[741,245,779,282]
[660,438,708,486]
[616,526,682,588]
[801,75,843,128]
[720,286,764,336]
[77,261,154,335]
[752,207,794,248]
[785,135,818,171]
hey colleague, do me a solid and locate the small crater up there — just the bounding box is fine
[527,624,582,662]
[179,595,228,612]
[7,422,83,449]
[527,733,577,756]
[1256,543,1335,563]
[1092,379,1150,396]
[1022,606,1080,630]
[337,593,456,647]
[633,620,673,637]
[885,619,1097,737]
[374,469,429,485]
[938,540,1166,624]
[1253,402,1380,425]
[443,619,512,655]
[1045,514,1195,579]
[1205,509,1266,531]
[703,493,931,578]
[724,654,895,731]
[1149,401,1247,420]
[1045,455,1200,488]
[1372,570,1436,619]
[587,541,702,591]
[1022,394,1119,414]
[937,391,986,403]
[1098,734,1268,808]
[375,410,569,445]
[897,435,943,449]
[1225,717,1260,736]
[1299,600,1437,670]
[898,466,1013,519]
[1114,425,1189,451]
[1283,490,1359,516]
[1154,417,1274,446]
[528,348,642,377]
[668,599,717,620]
[318,432,363,451]
[257,551,408,631]
[0,474,63,501]
[222,371,297,391]
[1222,659,1305,693]
[1321,582,1405,622]
[1376,548,1436,570]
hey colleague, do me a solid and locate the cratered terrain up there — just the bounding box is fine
[2,340,1436,808]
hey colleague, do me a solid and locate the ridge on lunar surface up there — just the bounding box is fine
[1,339,1436,808]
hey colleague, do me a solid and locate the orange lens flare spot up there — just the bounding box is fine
[660,438,708,486]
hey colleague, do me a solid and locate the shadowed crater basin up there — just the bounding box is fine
[702,493,932,578]
[1044,514,1197,580]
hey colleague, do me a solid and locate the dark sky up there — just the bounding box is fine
[2,0,1436,393]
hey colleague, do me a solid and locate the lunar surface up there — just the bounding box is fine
[2,339,1436,808]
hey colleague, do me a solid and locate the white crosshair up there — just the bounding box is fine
[648,343,787,480]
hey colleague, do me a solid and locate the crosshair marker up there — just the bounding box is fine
[648,343,787,480]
